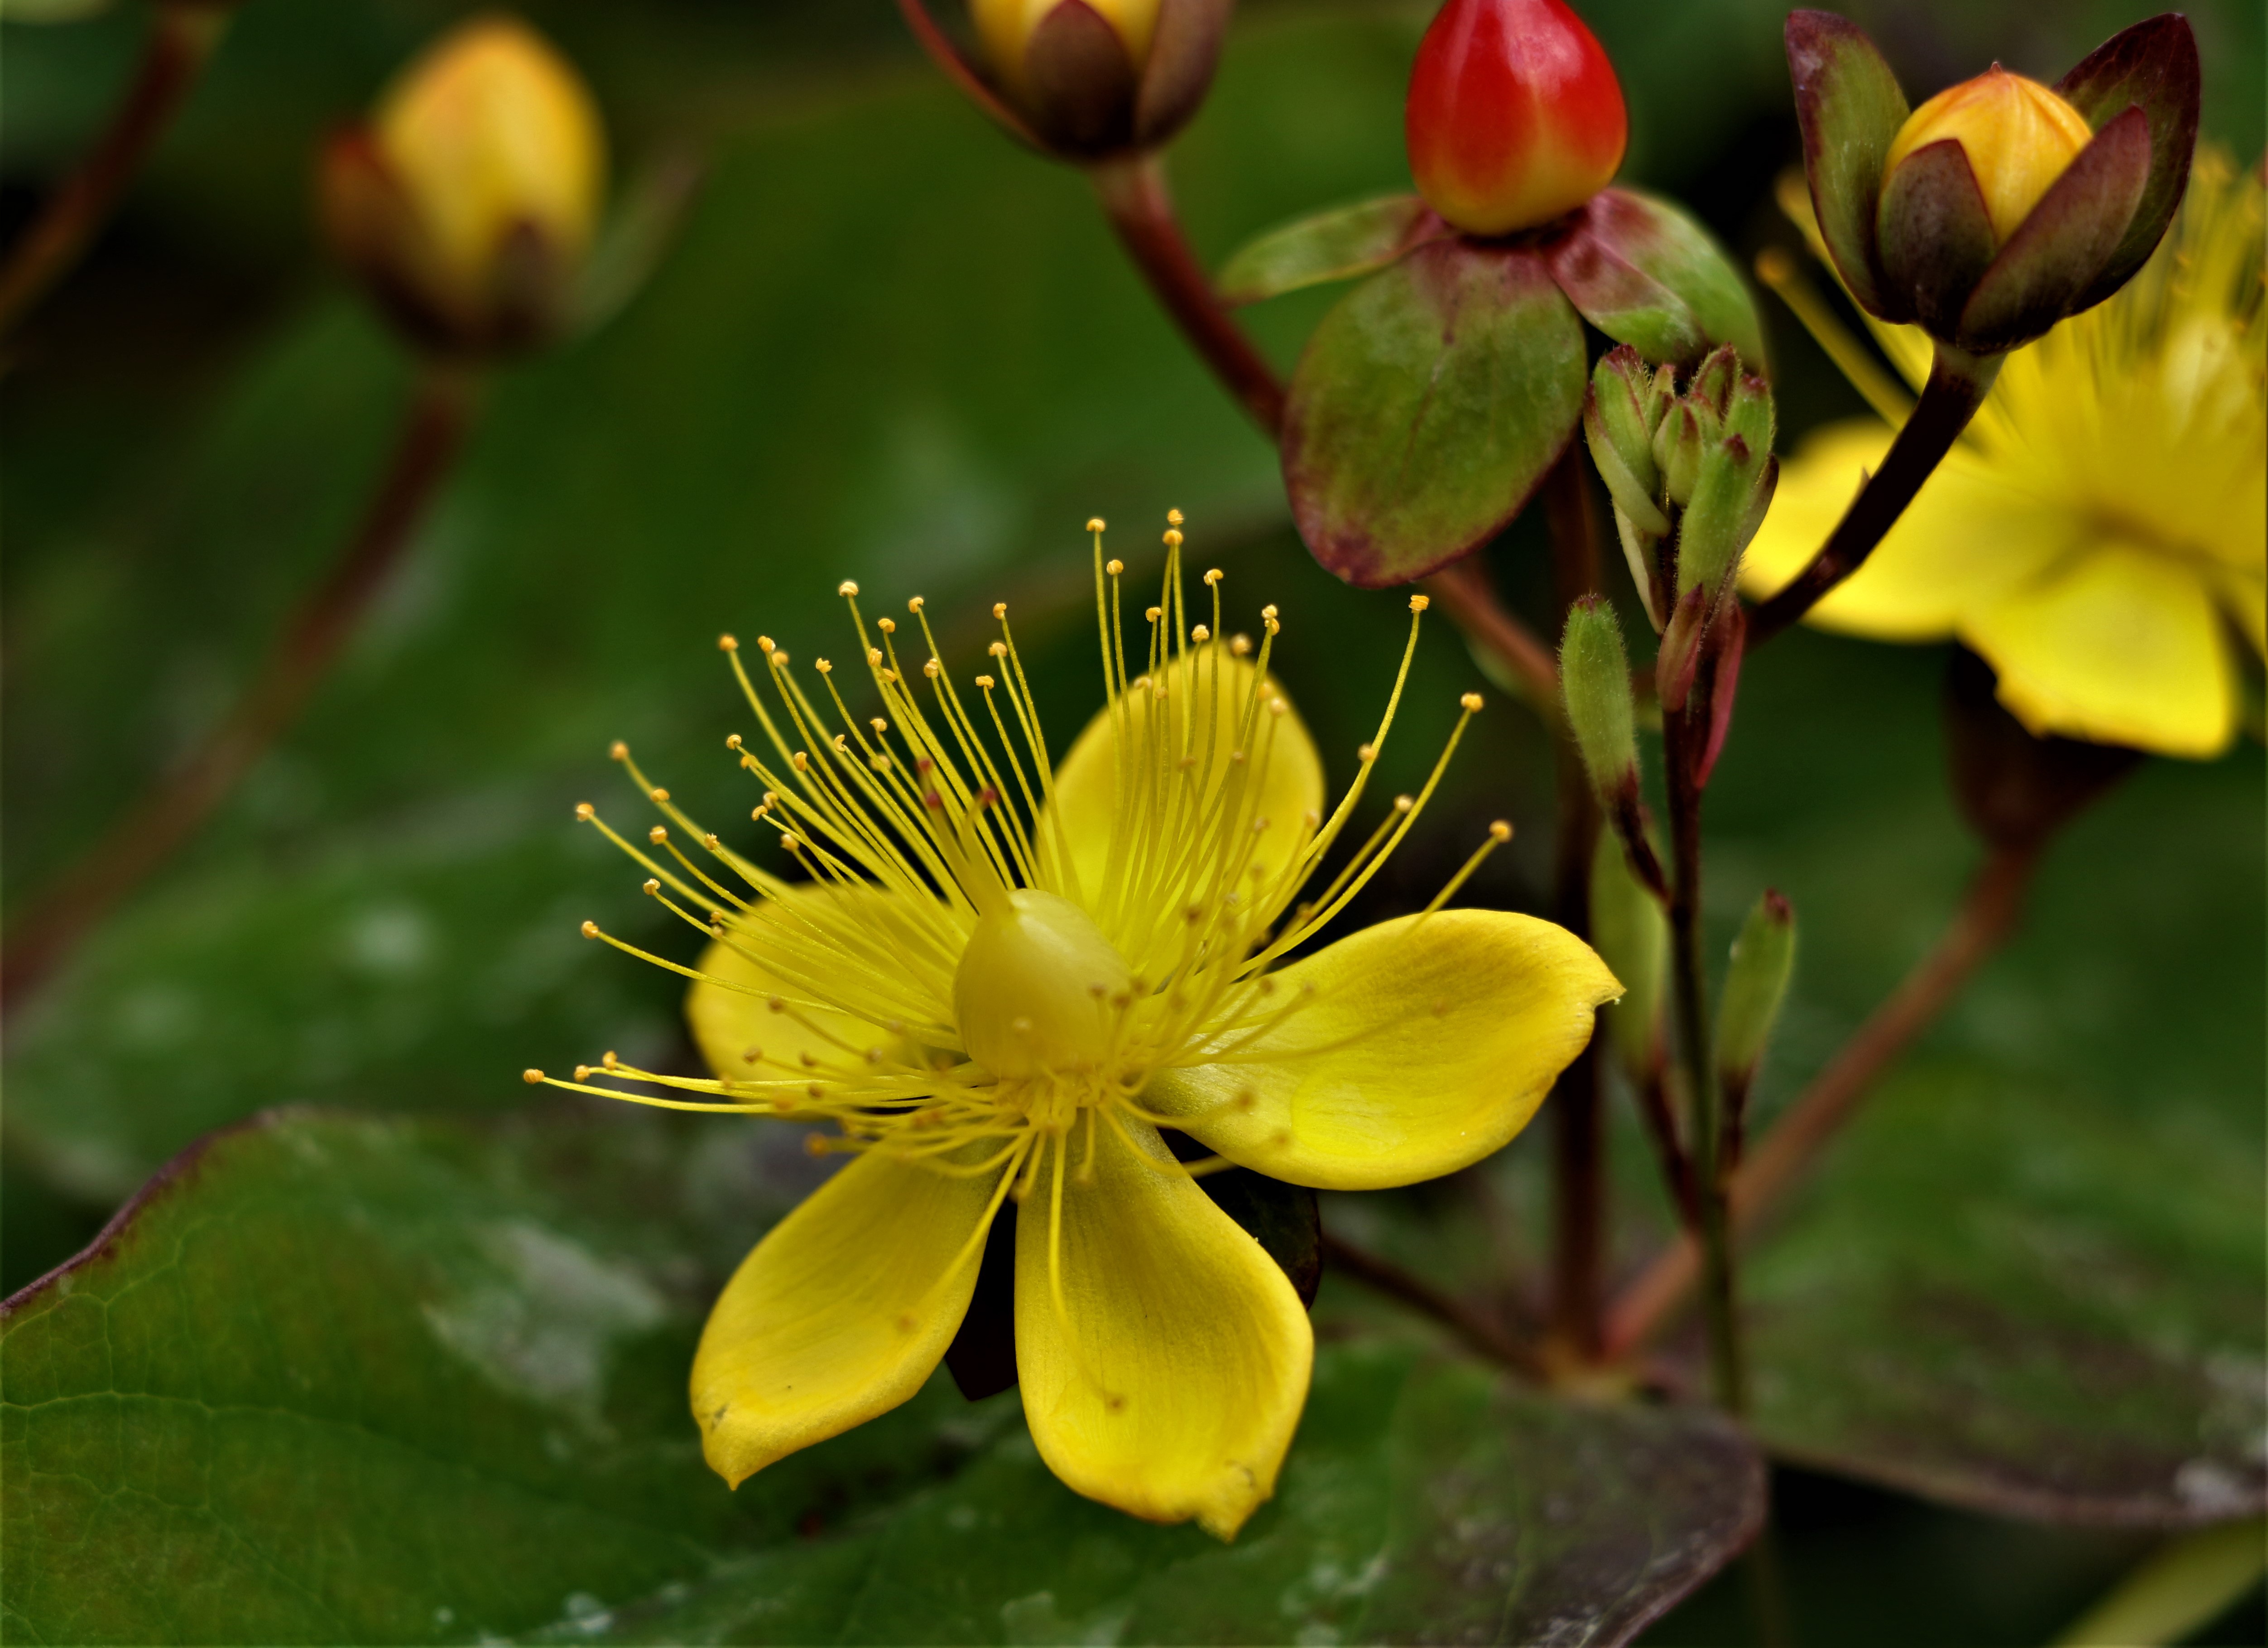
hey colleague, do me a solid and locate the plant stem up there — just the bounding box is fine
[1320,1229,1542,1377]
[1542,449,1606,1361]
[1602,842,2041,1361]
[1660,695,1748,1412]
[0,366,480,1017]
[1089,155,1286,434]
[1747,343,1999,648]
[0,2,231,339]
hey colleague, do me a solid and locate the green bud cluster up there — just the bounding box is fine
[1581,343,1777,708]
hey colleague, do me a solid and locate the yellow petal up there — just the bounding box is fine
[691,1143,1005,1486]
[1014,1115,1311,1541]
[1043,649,1324,927]
[1962,546,2239,759]
[685,887,926,1080]
[1145,909,1619,1190]
[1739,420,2067,640]
[2215,567,2265,660]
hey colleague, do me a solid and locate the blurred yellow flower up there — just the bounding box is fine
[545,525,1615,1539]
[1745,153,2265,757]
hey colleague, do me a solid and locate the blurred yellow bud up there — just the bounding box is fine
[962,0,1226,159]
[1884,65,2091,246]
[321,14,605,356]
[973,0,1159,92]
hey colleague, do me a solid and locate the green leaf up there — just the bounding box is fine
[1216,193,1444,306]
[1283,240,1586,587]
[2,1109,1765,1645]
[1784,9,1911,321]
[1546,188,1766,368]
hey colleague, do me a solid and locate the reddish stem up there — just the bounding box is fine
[0,3,230,338]
[1321,1229,1542,1377]
[1603,842,2041,1359]
[1,368,479,1017]
[1418,559,1562,713]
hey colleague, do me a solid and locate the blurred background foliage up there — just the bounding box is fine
[3,0,2263,1642]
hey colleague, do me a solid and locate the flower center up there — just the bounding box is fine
[954,889,1132,1081]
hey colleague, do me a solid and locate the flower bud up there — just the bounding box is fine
[1715,889,1794,1091]
[1884,67,2092,248]
[1675,371,1776,605]
[969,0,1227,158]
[1583,347,1667,536]
[320,16,604,356]
[1405,0,1627,236]
[1590,832,1665,1083]
[1652,401,1705,508]
[1558,594,1638,807]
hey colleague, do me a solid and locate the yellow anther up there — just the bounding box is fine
[1105,558,1124,576]
[832,734,849,753]
[725,733,743,749]
[1145,606,1163,622]
[756,636,775,653]
[1167,508,1184,525]
[781,833,802,850]
[1230,634,1252,656]
[1192,624,1211,643]
[609,740,628,760]
[870,716,887,733]
[1460,691,1484,712]
[1203,566,1222,585]
[771,651,790,669]
[574,802,594,820]
[642,877,661,894]
[523,1068,544,1084]
[867,648,883,666]
[649,786,669,802]
[838,579,860,597]
[574,1065,592,1081]
[580,920,599,938]
[1163,528,1183,548]
[976,675,996,689]
[602,1050,619,1069]
[878,617,896,634]
[1261,604,1279,621]
[649,825,668,844]
[993,602,1007,620]
[1489,820,1513,841]
[881,669,899,684]
[1393,795,1414,813]
[923,659,942,678]
[1269,698,1287,716]
[815,658,833,675]
[908,596,925,613]
[703,832,720,848]
[718,633,739,651]
[1087,516,1107,532]
[1409,594,1431,613]
[792,752,810,771]
[989,641,1007,657]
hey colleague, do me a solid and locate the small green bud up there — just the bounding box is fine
[1584,370,1670,538]
[1653,402,1705,507]
[1676,431,1763,600]
[1590,833,1666,1081]
[1716,888,1795,1088]
[1687,343,1739,419]
[1558,595,1639,805]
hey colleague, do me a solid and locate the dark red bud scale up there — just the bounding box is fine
[1405,0,1627,237]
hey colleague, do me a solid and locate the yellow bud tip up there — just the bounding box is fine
[1087,517,1107,533]
[522,1068,544,1084]
[838,580,860,597]
[1884,65,2094,244]
[574,802,594,820]
[1105,558,1124,576]
[1409,594,1431,613]
[648,825,667,844]
[580,919,599,938]
[608,740,628,761]
[717,633,737,651]
[1489,820,1512,842]
[1461,691,1485,712]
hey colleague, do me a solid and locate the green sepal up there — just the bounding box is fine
[1545,188,1767,368]
[1876,138,1997,337]
[1653,401,1705,507]
[1716,889,1796,1086]
[1284,239,1586,587]
[2056,13,2201,311]
[1785,9,1911,321]
[1675,428,1767,602]
[1584,348,1669,535]
[1217,193,1446,307]
[1590,832,1667,1083]
[1687,343,1739,420]
[1957,106,2151,352]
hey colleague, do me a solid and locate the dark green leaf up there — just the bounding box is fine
[1546,188,1766,368]
[1958,107,2151,352]
[1784,9,1911,320]
[1283,240,1586,587]
[2056,13,2203,310]
[2,1109,1764,1646]
[1216,193,1445,306]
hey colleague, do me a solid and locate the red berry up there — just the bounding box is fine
[1406,0,1627,236]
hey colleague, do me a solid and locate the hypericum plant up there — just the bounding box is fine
[1751,10,2201,641]
[537,524,1617,1537]
[1220,0,1763,586]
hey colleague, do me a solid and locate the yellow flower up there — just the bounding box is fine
[542,523,1617,1539]
[1744,153,2265,757]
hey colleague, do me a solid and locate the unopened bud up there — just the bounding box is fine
[1590,834,1666,1081]
[1558,596,1638,805]
[1653,402,1705,508]
[1885,67,2091,248]
[1686,344,1738,420]
[1583,347,1668,536]
[971,0,1226,158]
[320,16,605,356]
[1716,889,1795,1089]
[1405,0,1628,236]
